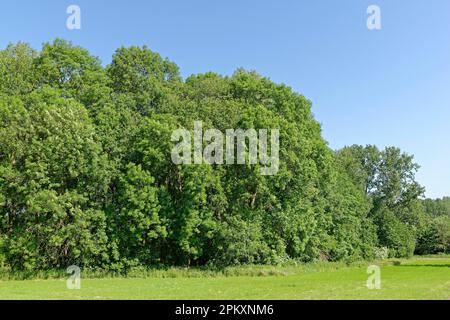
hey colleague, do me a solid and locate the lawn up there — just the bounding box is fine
[0,256,449,300]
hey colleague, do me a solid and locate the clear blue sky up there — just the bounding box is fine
[1,0,449,198]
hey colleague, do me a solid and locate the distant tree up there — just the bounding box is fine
[416,198,450,254]
[336,145,425,257]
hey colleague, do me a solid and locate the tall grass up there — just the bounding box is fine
[2,255,445,281]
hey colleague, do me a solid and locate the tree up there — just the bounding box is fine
[336,145,425,257]
[0,88,110,270]
[417,198,450,254]
[35,39,111,111]
[0,40,442,271]
[107,46,180,116]
[0,43,38,95]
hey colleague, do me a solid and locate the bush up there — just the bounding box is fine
[416,215,450,254]
[374,247,389,260]
[373,207,416,258]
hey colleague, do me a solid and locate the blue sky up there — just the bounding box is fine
[1,0,449,198]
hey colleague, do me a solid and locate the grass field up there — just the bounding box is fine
[0,256,449,300]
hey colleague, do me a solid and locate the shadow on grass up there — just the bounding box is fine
[393,264,450,268]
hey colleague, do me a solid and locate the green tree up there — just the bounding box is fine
[0,40,442,271]
[0,89,110,269]
[336,145,425,257]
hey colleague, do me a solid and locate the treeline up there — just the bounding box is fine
[0,40,448,271]
[417,197,450,254]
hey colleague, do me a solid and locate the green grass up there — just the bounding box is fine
[0,256,449,300]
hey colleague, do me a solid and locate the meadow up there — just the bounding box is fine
[0,256,448,300]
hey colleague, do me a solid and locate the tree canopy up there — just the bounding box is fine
[0,40,447,271]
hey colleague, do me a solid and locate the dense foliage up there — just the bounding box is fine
[0,40,448,271]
